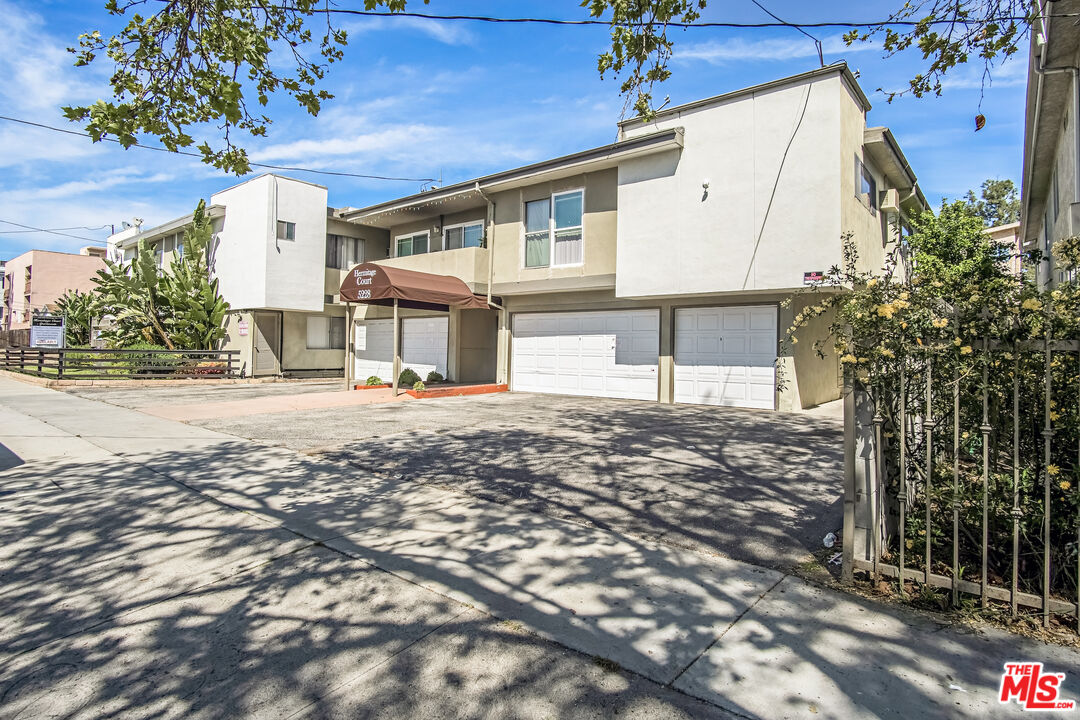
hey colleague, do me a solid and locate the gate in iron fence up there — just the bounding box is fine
[843,336,1080,631]
[0,347,239,380]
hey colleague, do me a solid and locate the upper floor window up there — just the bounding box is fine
[444,221,484,250]
[396,231,429,258]
[525,189,584,268]
[326,234,363,269]
[855,156,877,215]
[276,220,296,241]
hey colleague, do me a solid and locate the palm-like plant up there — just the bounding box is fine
[54,288,95,346]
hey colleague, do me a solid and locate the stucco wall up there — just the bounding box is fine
[839,86,891,277]
[211,175,328,312]
[487,168,618,289]
[615,73,845,298]
[282,310,347,372]
[1044,78,1078,286]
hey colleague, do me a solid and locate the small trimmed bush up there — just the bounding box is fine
[425,371,444,384]
[365,375,384,386]
[412,380,426,392]
[398,368,421,387]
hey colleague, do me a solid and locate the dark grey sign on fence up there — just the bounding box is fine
[30,315,65,349]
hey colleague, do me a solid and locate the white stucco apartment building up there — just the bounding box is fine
[1021,0,1080,287]
[110,63,925,411]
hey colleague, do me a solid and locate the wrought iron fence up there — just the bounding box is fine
[843,337,1080,631]
[0,347,239,380]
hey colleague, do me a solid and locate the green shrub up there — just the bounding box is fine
[365,375,384,386]
[412,380,426,392]
[398,368,421,386]
[425,371,444,384]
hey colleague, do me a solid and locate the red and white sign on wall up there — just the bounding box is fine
[238,320,249,337]
[999,662,1076,711]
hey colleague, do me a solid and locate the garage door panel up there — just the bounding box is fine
[675,306,776,410]
[512,310,659,401]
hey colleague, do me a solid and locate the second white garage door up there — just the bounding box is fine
[512,309,659,401]
[353,316,449,381]
[674,306,777,410]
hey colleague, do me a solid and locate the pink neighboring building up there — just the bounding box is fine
[2,248,107,330]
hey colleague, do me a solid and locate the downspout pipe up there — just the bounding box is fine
[475,181,505,310]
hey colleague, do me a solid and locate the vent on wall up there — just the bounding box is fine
[325,294,337,305]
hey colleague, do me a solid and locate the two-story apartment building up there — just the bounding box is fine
[108,174,386,377]
[1021,0,1080,287]
[1,248,106,330]
[337,63,925,411]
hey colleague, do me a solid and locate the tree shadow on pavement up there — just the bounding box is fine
[2,414,1076,719]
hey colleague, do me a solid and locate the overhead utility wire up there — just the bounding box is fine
[0,115,436,183]
[0,224,111,234]
[0,220,104,244]
[750,0,823,67]
[304,8,1075,28]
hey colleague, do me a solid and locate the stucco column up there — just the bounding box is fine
[658,303,673,403]
[495,306,510,385]
[344,302,355,390]
[447,306,460,382]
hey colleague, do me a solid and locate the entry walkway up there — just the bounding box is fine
[1,377,1077,719]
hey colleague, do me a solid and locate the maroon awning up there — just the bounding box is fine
[339,262,491,311]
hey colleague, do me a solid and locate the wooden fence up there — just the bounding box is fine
[0,347,239,380]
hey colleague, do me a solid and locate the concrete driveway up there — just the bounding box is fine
[10,378,1080,718]
[179,392,845,574]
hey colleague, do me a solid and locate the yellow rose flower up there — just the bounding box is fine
[880,348,895,358]
[840,354,858,364]
[1060,480,1072,492]
[932,318,949,329]
[1022,298,1044,311]
[960,346,973,355]
[867,278,879,288]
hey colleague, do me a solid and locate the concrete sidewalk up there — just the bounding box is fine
[1,377,1078,718]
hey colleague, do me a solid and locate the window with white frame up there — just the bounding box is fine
[326,234,364,269]
[396,231,429,258]
[524,189,583,268]
[276,220,296,241]
[175,232,184,259]
[306,315,346,350]
[444,221,484,250]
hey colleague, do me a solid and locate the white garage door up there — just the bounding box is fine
[353,319,394,381]
[674,306,777,410]
[353,317,448,381]
[511,309,659,401]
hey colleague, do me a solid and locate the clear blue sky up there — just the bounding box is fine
[0,0,1028,258]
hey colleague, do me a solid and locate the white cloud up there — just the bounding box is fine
[675,34,875,65]
[1,169,175,205]
[0,0,104,116]
[940,56,1027,91]
[341,16,476,46]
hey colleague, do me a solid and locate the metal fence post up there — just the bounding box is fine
[842,367,856,584]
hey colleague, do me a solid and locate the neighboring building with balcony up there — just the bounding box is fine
[108,174,386,377]
[337,62,926,411]
[1,248,106,331]
[1020,0,1080,288]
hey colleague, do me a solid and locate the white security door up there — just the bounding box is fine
[511,310,659,401]
[674,305,777,409]
[353,319,394,381]
[401,316,449,378]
